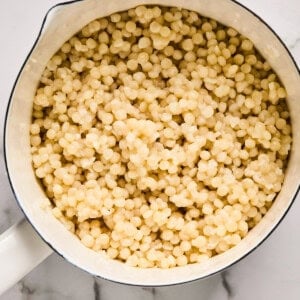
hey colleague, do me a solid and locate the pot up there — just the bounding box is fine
[1,0,299,293]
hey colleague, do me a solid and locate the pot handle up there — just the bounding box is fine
[0,219,53,295]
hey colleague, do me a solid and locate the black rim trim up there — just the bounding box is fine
[3,0,300,287]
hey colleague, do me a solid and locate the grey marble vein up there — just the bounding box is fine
[93,278,101,300]
[0,154,23,233]
[221,271,233,300]
[17,280,69,300]
[142,287,156,299]
[20,281,35,299]
[289,37,300,50]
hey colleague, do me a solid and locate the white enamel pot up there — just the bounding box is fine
[1,0,300,295]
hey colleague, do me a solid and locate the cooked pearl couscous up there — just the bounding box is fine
[30,6,292,268]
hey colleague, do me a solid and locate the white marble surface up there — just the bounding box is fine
[0,0,299,299]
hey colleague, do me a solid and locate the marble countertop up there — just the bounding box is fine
[0,0,299,299]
